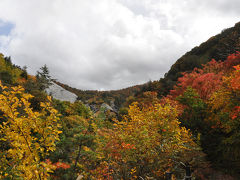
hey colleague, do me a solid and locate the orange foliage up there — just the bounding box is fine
[45,159,71,170]
[231,65,240,91]
[27,74,37,81]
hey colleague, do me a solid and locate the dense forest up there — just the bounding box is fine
[0,22,240,180]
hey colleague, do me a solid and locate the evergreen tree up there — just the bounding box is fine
[20,65,28,79]
[36,64,52,91]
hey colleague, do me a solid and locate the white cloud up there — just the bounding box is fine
[0,0,239,90]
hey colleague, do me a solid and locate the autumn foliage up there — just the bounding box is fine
[0,82,62,179]
[171,52,240,175]
[92,101,200,179]
[0,51,240,179]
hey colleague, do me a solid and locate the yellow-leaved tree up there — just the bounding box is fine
[93,99,202,179]
[0,81,62,179]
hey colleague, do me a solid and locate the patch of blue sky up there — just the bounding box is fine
[0,20,14,36]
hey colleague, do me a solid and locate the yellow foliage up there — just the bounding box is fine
[0,81,61,179]
[0,55,22,83]
[95,100,199,178]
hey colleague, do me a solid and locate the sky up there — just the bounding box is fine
[0,0,239,90]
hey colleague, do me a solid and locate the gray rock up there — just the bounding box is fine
[85,104,98,113]
[46,82,77,103]
[101,103,117,112]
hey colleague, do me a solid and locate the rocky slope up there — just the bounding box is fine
[46,82,77,103]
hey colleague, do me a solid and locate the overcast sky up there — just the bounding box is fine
[0,0,239,90]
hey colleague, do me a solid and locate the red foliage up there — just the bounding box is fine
[231,65,240,91]
[121,142,136,150]
[224,51,240,70]
[170,70,223,100]
[170,52,240,100]
[45,159,71,170]
[105,140,122,160]
[231,106,240,120]
[53,162,71,169]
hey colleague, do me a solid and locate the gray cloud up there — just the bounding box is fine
[0,0,239,90]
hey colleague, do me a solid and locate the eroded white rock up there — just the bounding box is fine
[46,82,77,103]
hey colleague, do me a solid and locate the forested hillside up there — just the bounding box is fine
[55,81,144,110]
[0,54,26,85]
[141,22,240,97]
[0,22,240,179]
[169,52,240,177]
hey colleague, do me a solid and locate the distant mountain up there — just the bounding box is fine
[54,81,144,110]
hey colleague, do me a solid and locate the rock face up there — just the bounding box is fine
[46,82,77,103]
[101,103,117,113]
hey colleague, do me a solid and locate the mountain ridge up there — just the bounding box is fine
[55,21,240,107]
